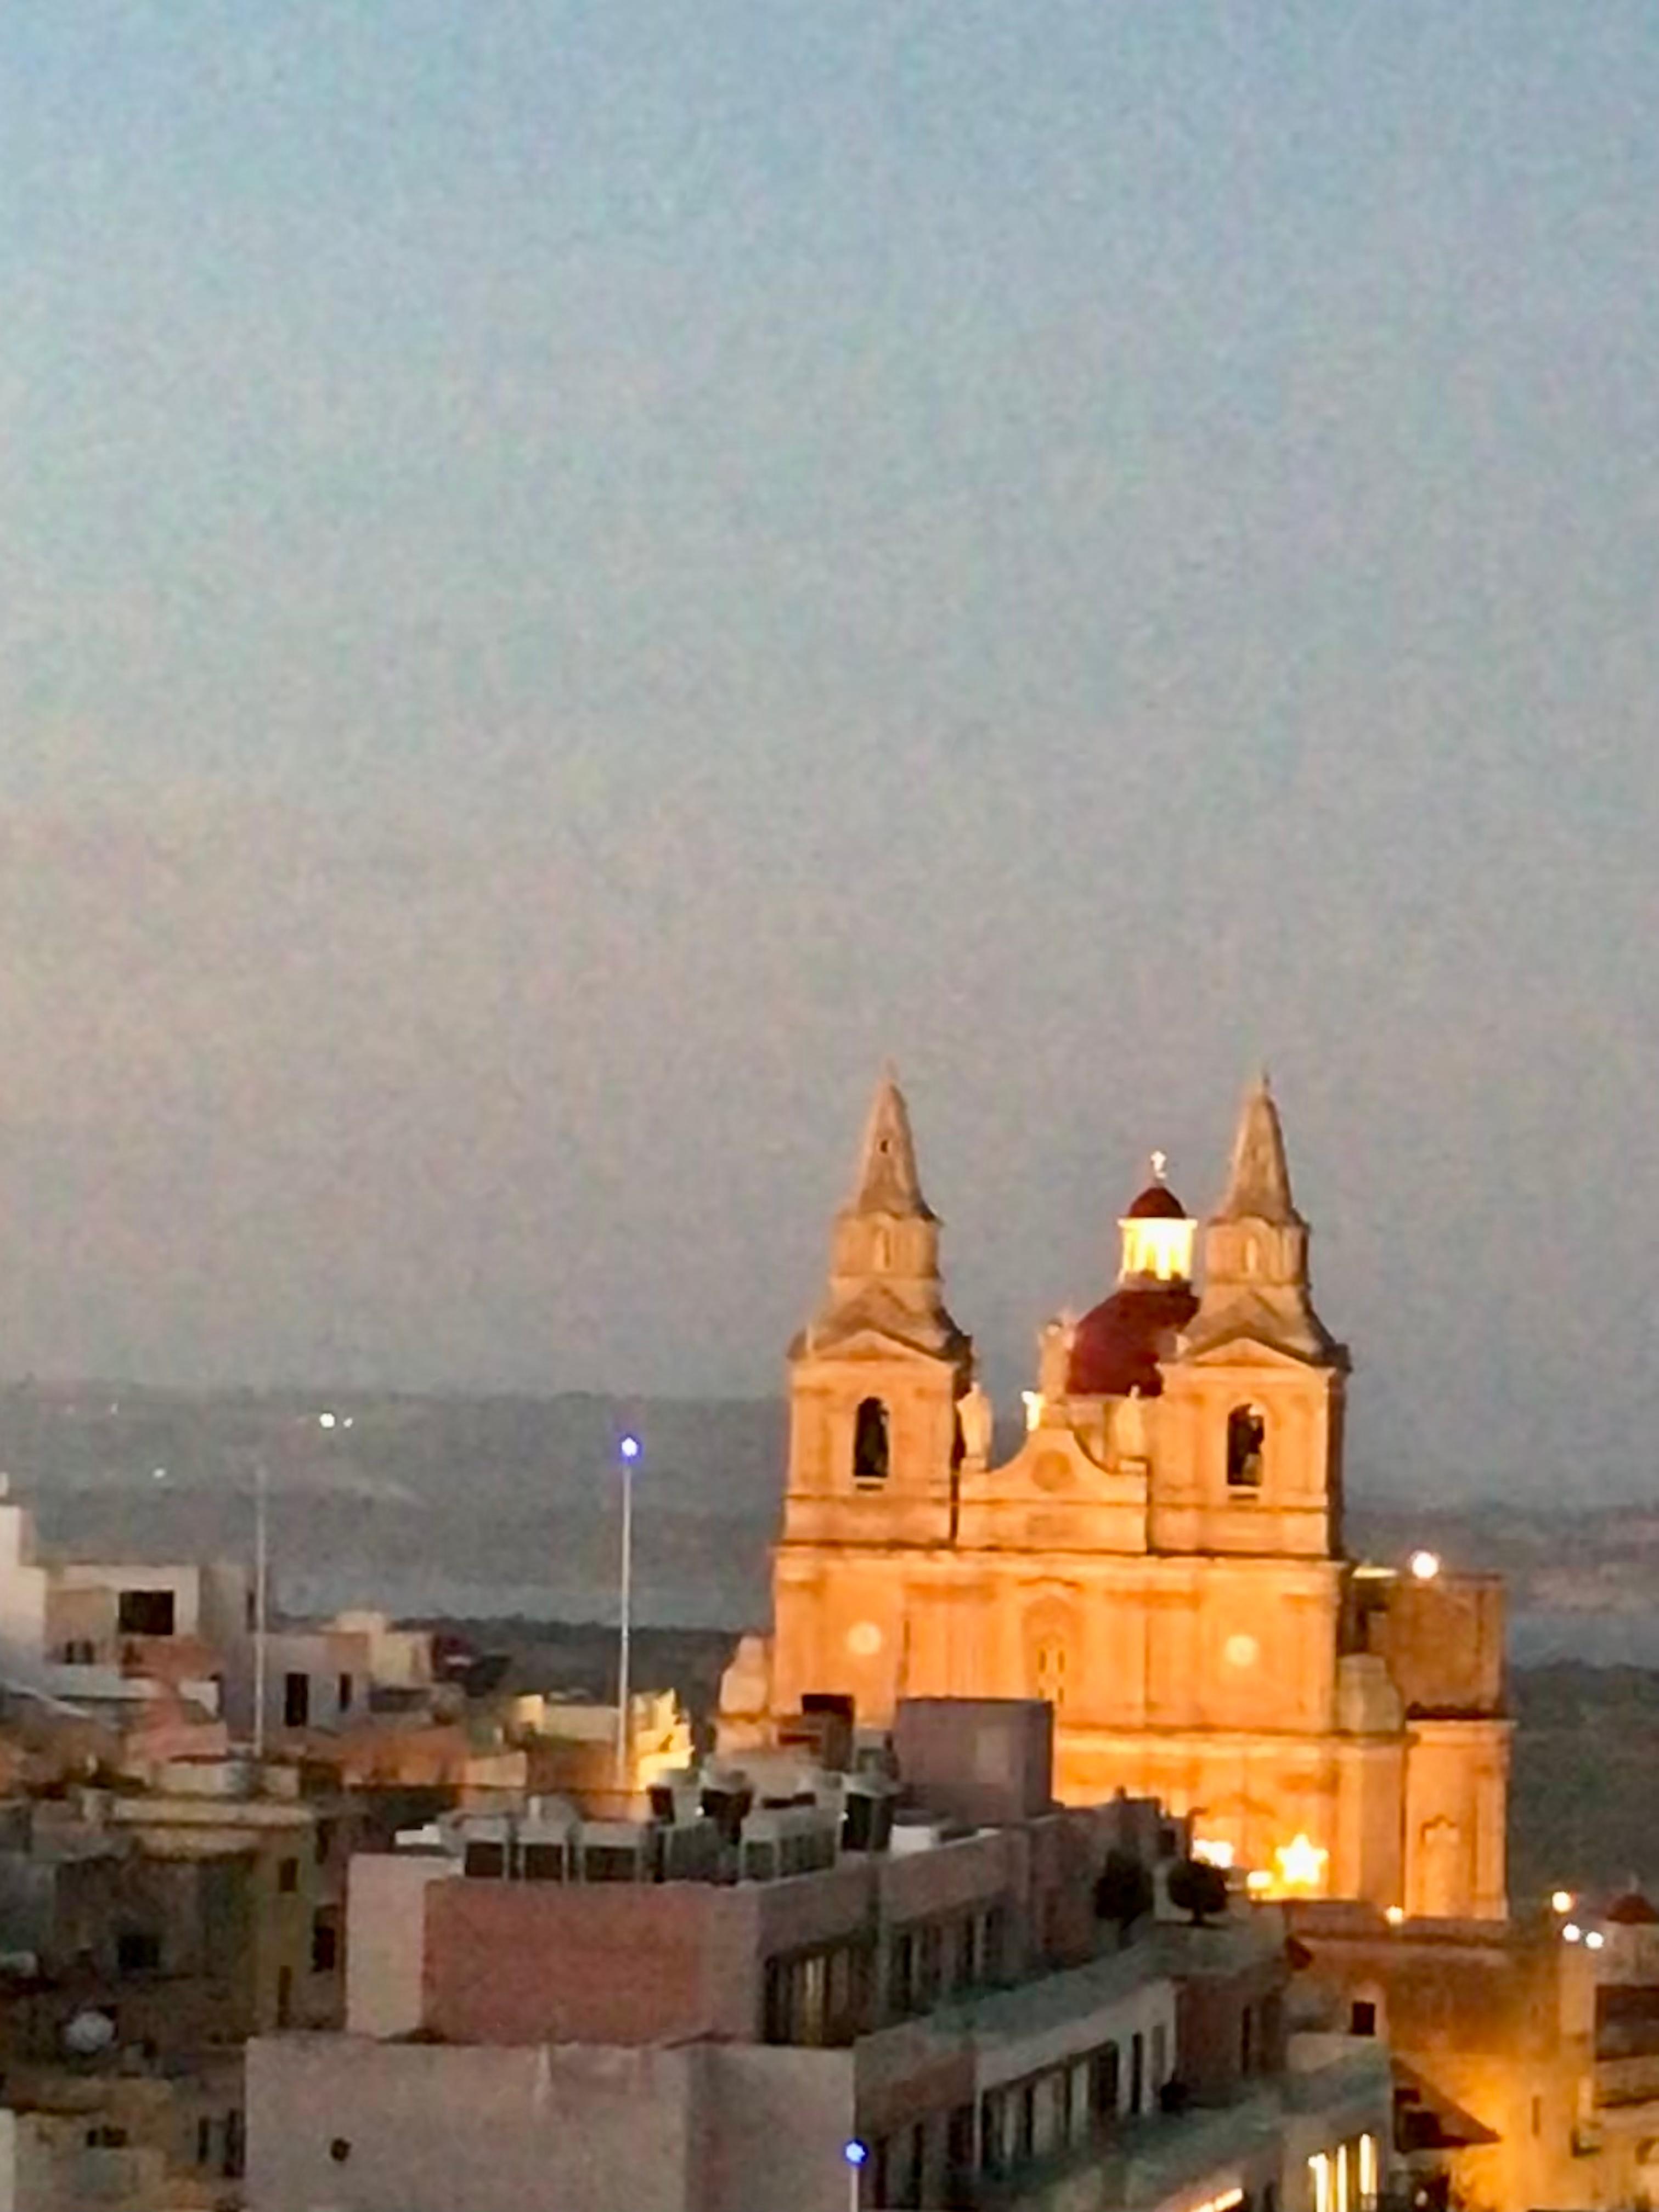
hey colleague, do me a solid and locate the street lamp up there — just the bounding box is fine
[614,1435,642,1792]
[843,2139,869,2212]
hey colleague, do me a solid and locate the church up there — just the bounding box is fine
[733,1071,1509,1921]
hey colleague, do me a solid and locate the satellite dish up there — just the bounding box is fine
[62,2008,116,2056]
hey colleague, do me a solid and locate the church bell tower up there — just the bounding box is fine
[771,1070,973,1716]
[1152,1075,1349,1556]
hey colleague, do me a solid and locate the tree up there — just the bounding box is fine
[1093,1848,1154,1946]
[1166,1857,1229,1927]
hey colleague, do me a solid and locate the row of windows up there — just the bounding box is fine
[848,1398,1271,1490]
[761,1907,1010,2047]
[859,2024,1171,2209]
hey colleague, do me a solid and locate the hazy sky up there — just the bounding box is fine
[3,4,1658,1500]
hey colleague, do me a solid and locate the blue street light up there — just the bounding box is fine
[843,2140,868,2211]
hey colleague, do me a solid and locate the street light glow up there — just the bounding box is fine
[1409,1550,1441,1581]
[1551,1890,1575,1913]
[843,2142,869,2169]
[619,1434,641,1463]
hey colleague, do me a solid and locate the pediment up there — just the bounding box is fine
[791,1323,955,1368]
[967,1426,1141,1500]
[1173,1331,1330,1373]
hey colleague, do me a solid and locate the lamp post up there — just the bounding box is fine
[614,1434,641,1793]
[252,1461,268,1764]
[843,2139,868,2212]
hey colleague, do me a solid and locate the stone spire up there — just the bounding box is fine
[798,1069,968,1364]
[848,1064,936,1223]
[1215,1073,1301,1228]
[1183,1074,1344,1365]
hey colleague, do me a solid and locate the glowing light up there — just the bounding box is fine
[1359,2135,1379,2200]
[1223,1633,1259,1668]
[1551,1890,1575,1914]
[1563,1922,1583,1943]
[151,1466,166,1482]
[318,1413,336,1430]
[843,2141,869,2169]
[1191,2192,1244,2212]
[1273,1833,1329,1893]
[1409,1550,1440,1581]
[618,1435,642,1463]
[1022,1390,1044,1432]
[1246,1869,1274,1894]
[1309,2150,1333,2212]
[1193,1837,1235,1870]
[1385,1905,1405,1927]
[1586,1930,1606,1951]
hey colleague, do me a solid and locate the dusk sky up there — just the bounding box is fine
[4,5,1658,1500]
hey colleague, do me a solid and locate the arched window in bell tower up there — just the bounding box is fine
[1033,1637,1068,1712]
[853,1397,890,1485]
[1226,1404,1266,1492]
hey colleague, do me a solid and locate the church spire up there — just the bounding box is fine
[796,1069,968,1364]
[1216,1073,1302,1228]
[1183,1072,1344,1366]
[848,1064,936,1223]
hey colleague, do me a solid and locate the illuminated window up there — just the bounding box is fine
[1226,1406,1265,1491]
[1359,2134,1379,2204]
[853,1398,889,1485]
[1309,2151,1332,2212]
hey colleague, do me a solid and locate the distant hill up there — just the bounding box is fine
[0,1384,1652,1658]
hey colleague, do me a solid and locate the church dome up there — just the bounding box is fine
[1068,1278,1198,1397]
[1607,1888,1659,1926]
[1126,1180,1188,1221]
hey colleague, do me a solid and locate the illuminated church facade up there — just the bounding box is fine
[734,1071,1509,1920]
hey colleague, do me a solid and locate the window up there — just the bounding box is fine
[276,1966,292,2028]
[522,1843,565,1882]
[1152,2021,1168,2088]
[314,1820,334,1869]
[854,1397,890,1485]
[891,1929,916,2015]
[60,1639,97,1664]
[337,1673,354,1714]
[283,1672,309,1728]
[1091,2042,1120,2120]
[116,1930,161,1974]
[1033,1637,1068,1712]
[196,2118,212,2167]
[277,1857,298,1895]
[311,1910,339,1974]
[1350,1999,1377,2038]
[1017,2084,1036,2160]
[1130,2031,1145,2114]
[1226,1404,1266,1491]
[980,2093,1004,2176]
[117,1588,175,1637]
[946,2105,975,2193]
